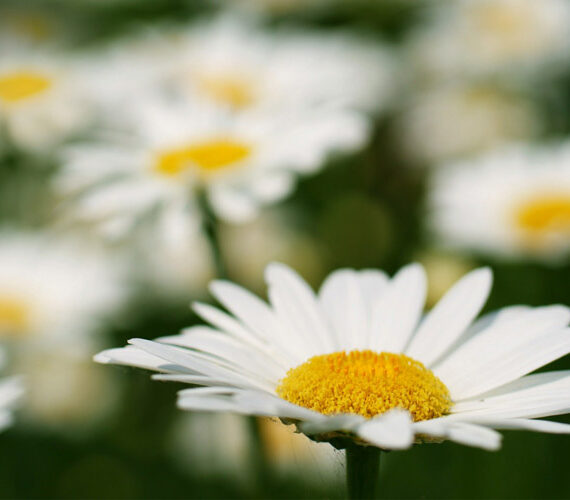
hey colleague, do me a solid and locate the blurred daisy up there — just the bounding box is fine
[57,99,368,233]
[0,231,126,351]
[16,348,119,430]
[97,262,570,451]
[0,348,23,432]
[129,220,214,302]
[170,413,252,481]
[428,143,570,260]
[409,0,570,80]
[396,83,540,164]
[0,52,91,153]
[168,17,393,114]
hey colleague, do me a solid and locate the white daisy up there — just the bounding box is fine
[428,143,570,260]
[128,219,214,302]
[56,98,368,233]
[396,82,540,164]
[0,231,126,352]
[408,0,570,80]
[0,348,23,432]
[0,51,91,153]
[167,16,394,114]
[97,262,570,452]
[15,348,119,429]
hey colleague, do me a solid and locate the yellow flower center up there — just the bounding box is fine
[277,350,452,421]
[197,75,256,109]
[514,193,570,238]
[0,71,52,103]
[154,139,252,177]
[0,295,31,336]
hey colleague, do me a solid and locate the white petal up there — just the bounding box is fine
[467,370,570,400]
[452,371,570,415]
[208,280,303,363]
[232,390,321,420]
[129,339,274,391]
[152,374,231,386]
[457,306,531,347]
[249,172,295,203]
[192,302,271,352]
[406,268,492,366]
[300,414,366,435]
[158,326,286,382]
[445,423,502,451]
[479,419,570,434]
[0,377,24,408]
[266,262,335,355]
[369,263,427,353]
[357,409,414,450]
[94,346,194,373]
[177,395,239,412]
[413,419,502,451]
[436,311,570,399]
[356,270,390,311]
[318,269,369,350]
[208,186,259,223]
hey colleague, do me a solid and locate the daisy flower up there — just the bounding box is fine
[57,98,368,234]
[15,348,119,430]
[0,348,23,432]
[97,262,570,453]
[428,143,570,260]
[0,51,91,153]
[0,230,126,352]
[408,0,570,80]
[167,16,393,114]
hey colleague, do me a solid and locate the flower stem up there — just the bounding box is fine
[198,189,228,280]
[197,189,270,492]
[346,444,381,500]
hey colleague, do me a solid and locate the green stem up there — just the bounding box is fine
[346,445,381,500]
[198,189,228,280]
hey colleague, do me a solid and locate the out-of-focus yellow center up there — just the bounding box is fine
[474,5,529,34]
[0,71,52,103]
[0,295,30,335]
[515,193,570,237]
[470,4,537,54]
[197,75,255,109]
[277,350,452,421]
[154,139,252,177]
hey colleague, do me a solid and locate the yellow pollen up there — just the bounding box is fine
[0,71,52,103]
[277,351,452,421]
[514,193,570,238]
[198,75,255,109]
[154,139,252,177]
[0,295,31,336]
